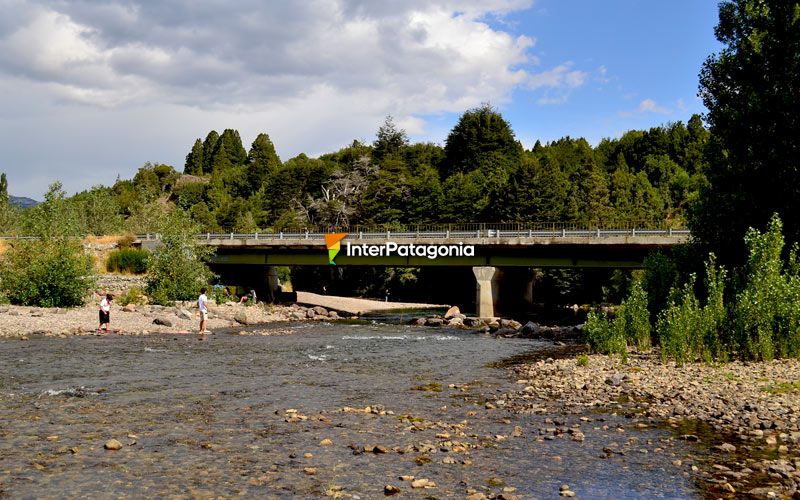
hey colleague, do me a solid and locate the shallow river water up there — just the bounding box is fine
[1,323,702,498]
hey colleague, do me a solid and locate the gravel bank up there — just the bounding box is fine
[0,301,344,339]
[502,349,800,498]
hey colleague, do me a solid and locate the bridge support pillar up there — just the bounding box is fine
[473,266,498,318]
[266,266,281,303]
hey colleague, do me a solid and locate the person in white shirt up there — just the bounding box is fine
[198,288,209,334]
[98,293,112,333]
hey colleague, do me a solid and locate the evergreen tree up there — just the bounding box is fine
[0,172,7,204]
[217,129,248,166]
[693,0,800,263]
[372,115,408,162]
[184,139,204,175]
[443,104,522,178]
[247,133,281,193]
[209,141,232,174]
[202,131,219,174]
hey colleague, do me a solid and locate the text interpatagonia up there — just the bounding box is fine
[345,241,475,259]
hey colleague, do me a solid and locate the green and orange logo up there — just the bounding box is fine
[325,233,347,265]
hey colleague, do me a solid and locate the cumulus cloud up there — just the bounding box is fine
[0,0,587,196]
[637,98,671,114]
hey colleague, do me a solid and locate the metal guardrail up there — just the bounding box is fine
[134,227,691,242]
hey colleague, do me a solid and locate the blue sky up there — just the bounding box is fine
[421,1,722,148]
[0,1,723,198]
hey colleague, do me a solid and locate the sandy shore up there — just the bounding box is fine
[295,291,447,315]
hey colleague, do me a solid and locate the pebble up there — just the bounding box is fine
[384,485,401,495]
[104,439,123,450]
[319,438,333,446]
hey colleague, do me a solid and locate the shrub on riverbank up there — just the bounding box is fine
[592,214,800,363]
[145,210,215,305]
[106,248,149,274]
[584,280,650,361]
[0,183,96,307]
[0,239,95,307]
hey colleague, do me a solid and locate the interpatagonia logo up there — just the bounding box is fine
[325,233,348,265]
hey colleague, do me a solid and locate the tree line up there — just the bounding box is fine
[0,110,710,238]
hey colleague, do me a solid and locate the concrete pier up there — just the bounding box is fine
[473,266,498,318]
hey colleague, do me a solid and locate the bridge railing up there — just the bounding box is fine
[135,226,690,242]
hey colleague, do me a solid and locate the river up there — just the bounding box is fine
[0,322,701,498]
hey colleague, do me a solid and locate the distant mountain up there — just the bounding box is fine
[9,195,39,208]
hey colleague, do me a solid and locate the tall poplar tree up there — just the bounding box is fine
[692,0,800,263]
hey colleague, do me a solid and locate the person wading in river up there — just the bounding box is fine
[198,287,209,334]
[98,293,113,333]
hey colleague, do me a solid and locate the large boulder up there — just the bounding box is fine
[234,311,248,325]
[519,321,541,337]
[153,317,172,327]
[312,306,329,316]
[444,306,460,319]
[176,308,193,320]
[426,318,444,326]
[447,317,464,327]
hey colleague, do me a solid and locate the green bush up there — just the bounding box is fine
[622,280,651,350]
[106,248,149,274]
[584,309,627,362]
[656,256,728,365]
[118,286,146,306]
[729,215,800,360]
[0,240,95,307]
[145,210,215,305]
[576,354,589,367]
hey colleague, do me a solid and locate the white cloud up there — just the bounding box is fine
[637,98,671,114]
[0,0,589,197]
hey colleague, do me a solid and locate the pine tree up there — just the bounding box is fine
[202,131,219,174]
[217,129,248,166]
[373,115,408,162]
[0,172,8,205]
[184,139,204,175]
[209,141,232,174]
[247,133,281,193]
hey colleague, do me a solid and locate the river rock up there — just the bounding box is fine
[122,304,136,313]
[153,317,172,327]
[412,317,427,326]
[384,485,401,495]
[426,318,444,327]
[176,308,192,320]
[444,306,460,319]
[464,317,483,327]
[312,306,328,316]
[104,439,123,450]
[448,317,464,326]
[234,312,248,325]
[494,327,517,337]
[717,443,736,453]
[519,321,541,336]
[328,311,339,319]
[605,373,626,386]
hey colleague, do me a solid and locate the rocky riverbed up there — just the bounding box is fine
[501,349,800,498]
[0,302,345,339]
[0,325,700,498]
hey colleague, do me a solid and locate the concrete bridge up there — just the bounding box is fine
[137,225,690,317]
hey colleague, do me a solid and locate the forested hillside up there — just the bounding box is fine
[0,106,710,236]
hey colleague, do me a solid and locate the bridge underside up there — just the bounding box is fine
[209,243,671,268]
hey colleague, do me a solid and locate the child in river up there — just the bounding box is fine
[98,293,113,333]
